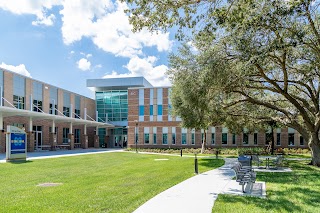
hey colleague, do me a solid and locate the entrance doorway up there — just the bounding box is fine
[33,126,42,150]
[114,135,127,148]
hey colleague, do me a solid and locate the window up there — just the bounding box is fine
[75,95,81,118]
[63,107,70,117]
[144,133,149,144]
[300,136,304,146]
[157,105,163,115]
[13,95,25,109]
[232,134,236,145]
[172,133,176,144]
[13,75,25,109]
[135,132,138,144]
[74,109,81,119]
[63,128,69,144]
[139,105,144,116]
[253,133,257,145]
[211,133,215,144]
[276,133,281,145]
[163,133,168,144]
[288,133,295,146]
[75,129,80,144]
[266,133,272,145]
[50,87,58,115]
[153,133,157,144]
[243,133,249,145]
[182,133,187,144]
[63,92,70,117]
[222,133,228,144]
[150,105,153,115]
[191,133,195,145]
[201,133,204,143]
[33,81,43,112]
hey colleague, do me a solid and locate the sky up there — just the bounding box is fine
[0,0,175,99]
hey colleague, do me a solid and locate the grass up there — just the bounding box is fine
[0,152,224,213]
[213,160,320,212]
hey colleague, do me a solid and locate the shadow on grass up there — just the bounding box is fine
[198,158,224,168]
[8,160,33,164]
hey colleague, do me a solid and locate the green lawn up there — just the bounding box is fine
[0,152,223,213]
[213,160,320,212]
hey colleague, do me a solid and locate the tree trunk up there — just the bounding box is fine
[309,133,320,167]
[201,129,206,154]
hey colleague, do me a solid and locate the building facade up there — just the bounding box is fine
[87,77,308,150]
[0,68,113,153]
[0,69,307,154]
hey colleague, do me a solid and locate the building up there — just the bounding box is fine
[87,77,308,150]
[0,68,307,154]
[0,68,113,153]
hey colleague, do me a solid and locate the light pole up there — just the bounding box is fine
[134,120,138,153]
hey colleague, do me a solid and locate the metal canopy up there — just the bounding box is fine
[0,106,114,128]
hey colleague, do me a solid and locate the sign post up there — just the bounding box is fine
[6,126,27,162]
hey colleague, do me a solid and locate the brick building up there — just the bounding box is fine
[87,77,308,150]
[0,68,113,153]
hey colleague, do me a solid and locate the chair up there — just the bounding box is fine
[251,155,264,167]
[269,156,284,169]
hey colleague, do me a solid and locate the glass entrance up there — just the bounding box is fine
[33,126,42,150]
[114,135,122,147]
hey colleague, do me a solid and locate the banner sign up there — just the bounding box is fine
[6,126,27,162]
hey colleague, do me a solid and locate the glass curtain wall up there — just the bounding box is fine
[75,95,81,118]
[96,90,128,147]
[63,92,70,117]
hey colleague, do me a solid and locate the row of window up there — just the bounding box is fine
[139,105,163,116]
[135,132,305,146]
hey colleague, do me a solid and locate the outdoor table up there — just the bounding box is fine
[259,156,277,169]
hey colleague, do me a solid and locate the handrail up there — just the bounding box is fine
[2,97,16,108]
[32,103,45,113]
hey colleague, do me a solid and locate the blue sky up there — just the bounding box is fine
[0,0,175,98]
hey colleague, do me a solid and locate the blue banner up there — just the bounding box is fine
[10,133,26,154]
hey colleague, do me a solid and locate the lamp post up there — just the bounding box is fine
[134,120,138,153]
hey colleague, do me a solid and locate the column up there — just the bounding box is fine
[94,126,99,148]
[27,132,34,152]
[68,133,75,150]
[0,131,5,153]
[81,124,88,149]
[50,120,56,150]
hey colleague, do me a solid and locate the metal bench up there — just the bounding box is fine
[55,144,71,150]
[232,162,256,193]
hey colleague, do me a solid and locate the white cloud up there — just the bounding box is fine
[77,58,91,71]
[32,13,55,26]
[102,56,171,86]
[70,50,75,54]
[0,62,32,77]
[0,0,62,26]
[86,54,92,58]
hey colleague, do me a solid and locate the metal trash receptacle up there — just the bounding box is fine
[238,155,252,166]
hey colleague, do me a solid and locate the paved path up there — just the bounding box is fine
[134,158,237,213]
[0,148,123,163]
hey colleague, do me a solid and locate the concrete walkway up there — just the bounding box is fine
[0,148,123,163]
[134,158,237,213]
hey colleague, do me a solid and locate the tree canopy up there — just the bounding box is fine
[123,0,320,166]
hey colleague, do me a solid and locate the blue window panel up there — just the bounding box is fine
[139,105,144,116]
[150,105,153,115]
[158,105,163,115]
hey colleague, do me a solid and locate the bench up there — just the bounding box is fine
[39,145,52,150]
[231,162,256,193]
[55,144,71,150]
[74,143,82,148]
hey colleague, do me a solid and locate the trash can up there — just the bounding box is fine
[238,155,252,166]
